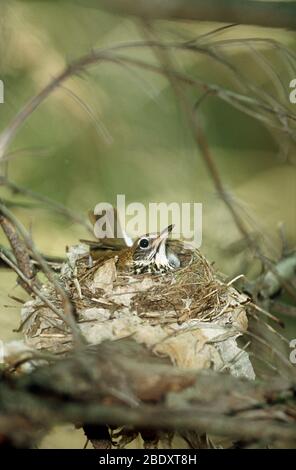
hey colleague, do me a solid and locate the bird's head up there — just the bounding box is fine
[132,224,179,274]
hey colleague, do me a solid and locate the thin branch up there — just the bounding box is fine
[0,38,295,166]
[0,177,92,233]
[0,243,65,271]
[138,26,296,306]
[59,84,113,145]
[141,23,256,249]
[0,251,72,335]
[270,301,296,319]
[1,340,296,448]
[0,214,36,293]
[0,203,84,346]
[94,0,296,30]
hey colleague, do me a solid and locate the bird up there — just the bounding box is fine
[81,224,181,275]
[127,224,181,274]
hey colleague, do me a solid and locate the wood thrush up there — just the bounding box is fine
[81,223,180,274]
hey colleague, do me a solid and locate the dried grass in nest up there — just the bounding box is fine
[17,242,254,381]
[130,251,229,323]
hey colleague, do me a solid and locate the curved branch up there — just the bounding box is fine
[1,340,296,448]
[95,0,296,30]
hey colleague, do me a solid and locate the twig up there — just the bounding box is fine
[249,302,284,328]
[141,23,256,252]
[0,243,65,271]
[270,301,296,319]
[1,340,296,448]
[0,177,92,233]
[0,204,84,346]
[140,24,296,309]
[95,0,296,30]
[0,251,73,336]
[0,213,37,294]
[59,85,113,145]
[0,39,294,167]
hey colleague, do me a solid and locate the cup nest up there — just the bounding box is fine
[20,242,255,379]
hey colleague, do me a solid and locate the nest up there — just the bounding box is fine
[20,242,255,379]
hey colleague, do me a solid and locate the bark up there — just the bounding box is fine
[1,339,295,448]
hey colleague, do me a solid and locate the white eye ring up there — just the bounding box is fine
[138,237,149,249]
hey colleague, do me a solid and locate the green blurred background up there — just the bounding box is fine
[0,0,296,447]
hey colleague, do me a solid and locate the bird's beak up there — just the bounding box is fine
[153,224,174,248]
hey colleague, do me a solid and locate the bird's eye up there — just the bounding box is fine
[139,238,149,249]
